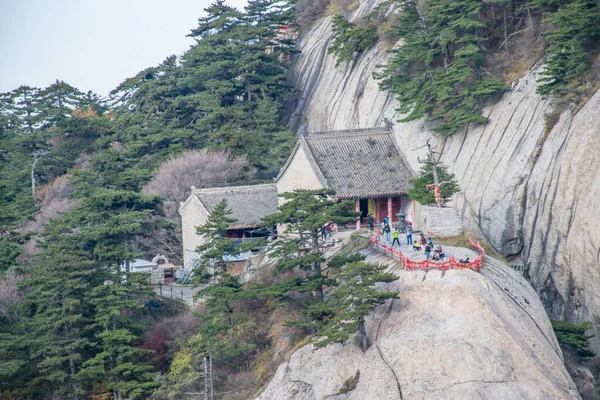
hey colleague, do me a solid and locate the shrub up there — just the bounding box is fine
[328,14,378,67]
[143,150,255,221]
[551,320,595,360]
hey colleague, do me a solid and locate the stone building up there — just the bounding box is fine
[179,127,417,268]
[178,184,278,268]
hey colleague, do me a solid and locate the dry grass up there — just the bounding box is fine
[433,231,506,262]
[486,29,545,85]
[337,230,370,257]
[326,0,359,15]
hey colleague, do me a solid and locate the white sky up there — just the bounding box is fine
[0,0,248,96]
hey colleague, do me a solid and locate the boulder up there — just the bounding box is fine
[257,258,580,399]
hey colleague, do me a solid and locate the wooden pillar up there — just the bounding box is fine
[356,199,361,230]
[387,197,393,225]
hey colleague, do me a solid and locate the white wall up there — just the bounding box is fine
[179,195,209,268]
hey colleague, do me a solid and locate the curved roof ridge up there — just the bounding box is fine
[306,126,390,137]
[192,183,276,195]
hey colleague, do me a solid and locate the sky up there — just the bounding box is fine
[0,0,248,97]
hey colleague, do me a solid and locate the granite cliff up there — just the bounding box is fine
[288,1,600,347]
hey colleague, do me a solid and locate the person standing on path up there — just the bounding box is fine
[420,233,427,254]
[424,243,432,260]
[405,223,413,245]
[391,228,400,247]
[368,214,374,231]
[383,223,391,242]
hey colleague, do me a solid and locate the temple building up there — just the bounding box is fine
[275,127,416,228]
[179,127,417,268]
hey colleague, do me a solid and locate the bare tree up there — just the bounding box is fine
[143,150,256,221]
[0,270,23,318]
[140,151,255,263]
[31,149,48,198]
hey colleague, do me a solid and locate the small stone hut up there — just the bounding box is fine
[179,184,278,268]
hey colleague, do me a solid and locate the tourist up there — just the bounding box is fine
[391,228,400,247]
[420,233,427,254]
[432,249,440,261]
[413,240,421,252]
[368,214,374,231]
[424,243,431,260]
[325,221,333,239]
[383,223,391,242]
[405,222,413,245]
[436,246,446,260]
[427,237,434,247]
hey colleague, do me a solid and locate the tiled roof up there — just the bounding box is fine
[302,128,413,199]
[193,184,278,229]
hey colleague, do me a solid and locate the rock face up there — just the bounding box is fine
[257,255,580,399]
[289,1,600,344]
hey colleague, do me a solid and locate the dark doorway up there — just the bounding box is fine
[359,199,369,220]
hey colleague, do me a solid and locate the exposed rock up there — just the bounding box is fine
[289,0,600,347]
[258,256,580,399]
[420,206,463,237]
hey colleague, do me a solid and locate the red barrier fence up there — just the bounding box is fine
[369,236,486,272]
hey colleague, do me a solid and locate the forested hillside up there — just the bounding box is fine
[1,0,600,398]
[0,0,297,398]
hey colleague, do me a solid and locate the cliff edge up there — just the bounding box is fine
[257,253,579,399]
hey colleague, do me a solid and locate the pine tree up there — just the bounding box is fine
[376,0,507,135]
[406,155,460,206]
[328,14,378,67]
[536,0,600,98]
[314,260,398,351]
[194,198,239,279]
[261,189,358,300]
[551,320,595,360]
[78,283,159,400]
[17,189,163,398]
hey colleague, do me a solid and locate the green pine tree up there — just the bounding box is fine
[328,14,378,67]
[536,0,600,98]
[261,189,358,300]
[376,0,507,135]
[78,283,159,400]
[194,198,239,279]
[314,260,398,351]
[406,155,460,206]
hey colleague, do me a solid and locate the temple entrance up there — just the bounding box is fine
[359,199,369,221]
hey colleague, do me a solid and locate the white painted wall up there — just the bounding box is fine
[179,195,209,268]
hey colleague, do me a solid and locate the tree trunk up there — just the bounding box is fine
[359,320,368,352]
[64,323,79,399]
[204,356,209,400]
[311,230,323,299]
[503,7,508,42]
[209,354,214,400]
[426,140,442,207]
[31,150,47,199]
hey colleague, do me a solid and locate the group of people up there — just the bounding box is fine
[412,233,445,260]
[370,214,447,261]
